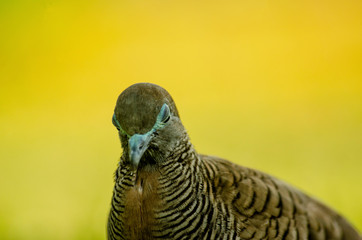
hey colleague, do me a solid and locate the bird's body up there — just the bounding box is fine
[108,83,360,240]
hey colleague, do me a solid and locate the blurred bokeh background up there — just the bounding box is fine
[1,0,361,239]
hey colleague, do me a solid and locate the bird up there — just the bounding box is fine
[107,82,361,240]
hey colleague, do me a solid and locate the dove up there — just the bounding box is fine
[107,83,361,240]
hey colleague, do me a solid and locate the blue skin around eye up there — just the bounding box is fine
[113,104,171,167]
[112,114,120,128]
[153,103,170,131]
[126,103,170,167]
[112,114,129,136]
[112,103,170,137]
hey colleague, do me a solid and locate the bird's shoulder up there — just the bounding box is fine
[199,154,361,239]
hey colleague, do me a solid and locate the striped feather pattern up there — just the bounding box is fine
[107,134,361,240]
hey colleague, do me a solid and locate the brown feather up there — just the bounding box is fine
[108,83,361,240]
[202,154,361,240]
[123,170,161,240]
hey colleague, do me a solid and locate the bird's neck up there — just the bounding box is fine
[110,138,206,239]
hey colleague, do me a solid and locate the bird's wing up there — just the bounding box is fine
[201,155,361,240]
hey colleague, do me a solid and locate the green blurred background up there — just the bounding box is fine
[1,0,361,239]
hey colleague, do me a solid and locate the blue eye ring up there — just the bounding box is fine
[158,104,171,123]
[152,103,171,131]
[112,103,171,136]
[112,114,120,129]
[112,113,129,136]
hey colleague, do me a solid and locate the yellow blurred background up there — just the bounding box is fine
[1,0,362,239]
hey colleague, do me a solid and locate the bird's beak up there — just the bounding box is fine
[128,132,152,169]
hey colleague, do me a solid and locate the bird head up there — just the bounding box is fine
[112,83,186,169]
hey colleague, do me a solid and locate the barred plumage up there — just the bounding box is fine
[107,83,361,240]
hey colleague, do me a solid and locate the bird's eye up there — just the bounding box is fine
[159,104,171,123]
[112,113,130,137]
[112,114,121,131]
[152,104,172,131]
[162,115,170,123]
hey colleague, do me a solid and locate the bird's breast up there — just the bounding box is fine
[123,170,161,239]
